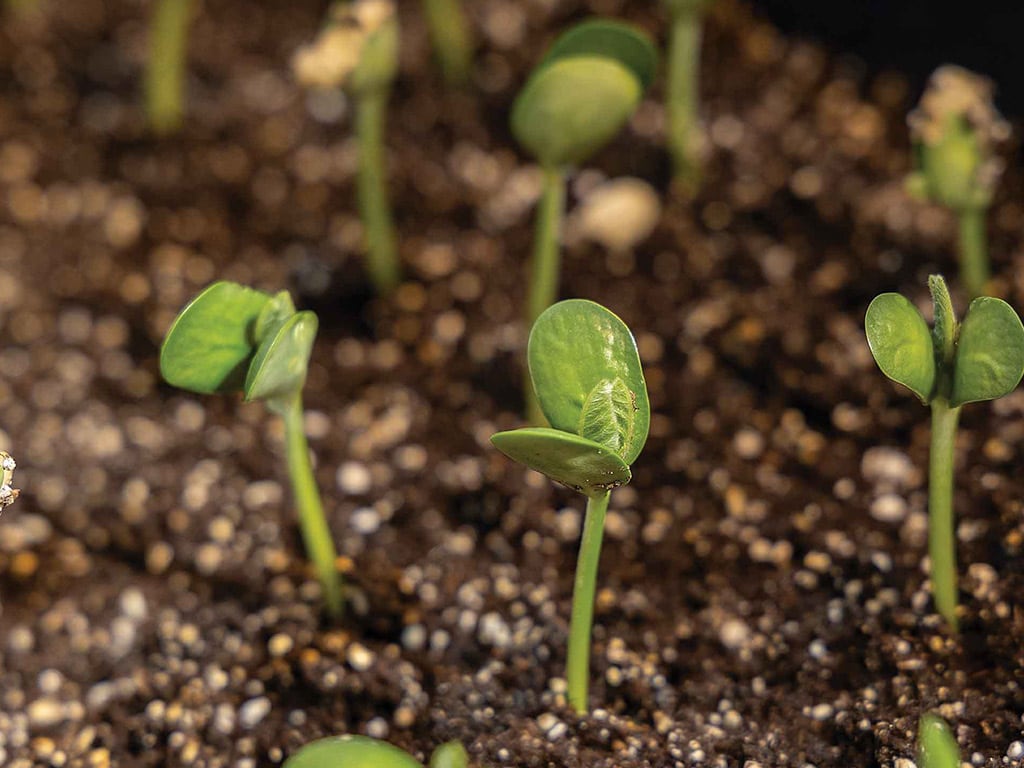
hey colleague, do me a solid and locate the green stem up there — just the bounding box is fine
[356,90,400,294]
[928,398,961,631]
[525,166,565,423]
[957,206,989,300]
[567,491,610,714]
[281,393,343,617]
[666,8,703,191]
[421,0,473,85]
[145,0,193,136]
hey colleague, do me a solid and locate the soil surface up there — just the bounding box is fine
[2,1,1024,767]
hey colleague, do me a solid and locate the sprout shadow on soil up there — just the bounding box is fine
[159,281,344,617]
[491,299,650,713]
[864,274,1024,630]
[511,19,656,421]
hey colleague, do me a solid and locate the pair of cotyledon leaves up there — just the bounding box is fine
[159,281,317,406]
[284,735,467,768]
[511,20,658,168]
[492,300,650,497]
[865,277,1024,407]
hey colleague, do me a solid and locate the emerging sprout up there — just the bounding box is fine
[160,282,343,616]
[663,0,714,191]
[284,736,469,768]
[491,299,650,713]
[907,66,1010,298]
[0,452,19,516]
[293,0,401,294]
[865,274,1024,630]
[421,0,473,85]
[511,19,656,419]
[145,0,195,135]
[918,713,960,768]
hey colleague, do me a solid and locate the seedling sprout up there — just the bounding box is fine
[907,66,1010,299]
[145,0,194,135]
[491,299,650,712]
[284,735,469,768]
[511,20,656,419]
[918,713,960,768]
[663,0,713,191]
[294,0,401,295]
[421,0,473,85]
[865,274,1024,629]
[160,282,343,616]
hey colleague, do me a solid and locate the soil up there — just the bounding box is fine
[1,0,1024,767]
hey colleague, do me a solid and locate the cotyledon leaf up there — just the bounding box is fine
[950,296,1024,406]
[864,293,936,404]
[528,300,650,465]
[491,428,631,496]
[159,281,270,395]
[578,377,637,459]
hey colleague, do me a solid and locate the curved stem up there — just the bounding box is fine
[666,7,703,191]
[525,166,565,423]
[421,0,473,85]
[145,0,193,136]
[567,490,610,713]
[958,206,989,299]
[357,90,400,294]
[281,393,343,617]
[928,398,961,631]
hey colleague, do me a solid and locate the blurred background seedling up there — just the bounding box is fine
[160,282,343,616]
[492,299,649,712]
[293,0,401,295]
[865,274,1024,629]
[510,19,656,421]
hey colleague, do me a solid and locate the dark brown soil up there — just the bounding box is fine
[2,1,1024,766]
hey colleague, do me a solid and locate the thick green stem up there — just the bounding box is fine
[525,166,565,423]
[357,90,400,294]
[957,206,989,300]
[421,0,473,85]
[567,491,610,714]
[145,0,193,136]
[666,9,703,191]
[281,393,343,617]
[928,398,961,631]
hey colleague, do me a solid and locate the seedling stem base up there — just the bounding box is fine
[567,490,610,713]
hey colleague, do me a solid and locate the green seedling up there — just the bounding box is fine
[293,0,401,294]
[663,0,713,192]
[918,713,960,768]
[511,20,656,420]
[907,66,1010,299]
[421,0,473,85]
[160,281,343,616]
[491,299,650,713]
[284,736,469,768]
[145,0,195,135]
[865,274,1024,630]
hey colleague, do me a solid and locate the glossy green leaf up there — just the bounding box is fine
[529,300,650,464]
[917,714,959,768]
[865,293,936,404]
[512,57,641,168]
[159,281,270,394]
[950,296,1024,406]
[428,741,469,768]
[245,311,318,404]
[542,19,658,91]
[491,428,631,496]
[284,736,422,768]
